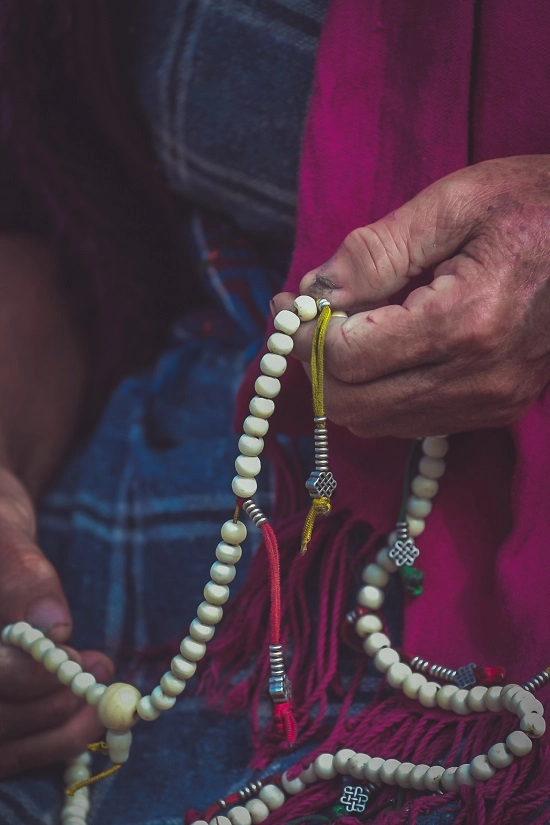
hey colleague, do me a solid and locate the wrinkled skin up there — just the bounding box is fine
[273,156,550,437]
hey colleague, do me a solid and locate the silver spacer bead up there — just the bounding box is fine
[242,498,268,527]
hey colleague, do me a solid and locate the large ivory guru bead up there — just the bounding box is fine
[97,682,142,731]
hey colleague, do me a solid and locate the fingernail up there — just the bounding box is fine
[25,597,71,635]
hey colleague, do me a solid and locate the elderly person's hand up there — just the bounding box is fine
[273,156,550,437]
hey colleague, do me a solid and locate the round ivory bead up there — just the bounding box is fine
[293,295,317,320]
[220,519,247,547]
[267,332,293,355]
[484,686,504,712]
[20,627,44,651]
[470,754,496,781]
[379,758,401,785]
[501,684,524,711]
[160,671,187,697]
[418,682,440,708]
[215,542,242,565]
[9,621,32,645]
[386,662,412,688]
[406,496,433,519]
[30,637,55,662]
[395,762,415,789]
[210,818,231,825]
[70,672,96,698]
[171,654,197,680]
[411,475,439,499]
[440,767,458,792]
[259,353,287,378]
[238,434,264,457]
[190,618,216,643]
[334,748,356,773]
[235,455,261,478]
[63,763,90,786]
[506,730,533,756]
[57,660,83,686]
[106,730,133,764]
[347,753,369,780]
[357,585,384,610]
[197,601,224,625]
[374,647,400,673]
[450,688,471,716]
[231,475,257,498]
[406,517,425,538]
[243,416,269,439]
[409,764,430,790]
[43,647,69,673]
[364,756,384,783]
[363,632,391,656]
[376,547,397,573]
[180,636,207,662]
[419,456,446,479]
[467,685,488,712]
[151,685,176,711]
[402,673,428,699]
[362,563,390,588]
[281,770,306,795]
[516,695,544,716]
[258,784,285,810]
[241,806,269,825]
[520,714,546,737]
[97,682,141,731]
[355,614,383,637]
[249,396,275,419]
[204,581,230,605]
[274,309,300,334]
[455,764,474,786]
[136,695,161,722]
[0,623,13,644]
[227,806,252,825]
[487,743,513,769]
[86,683,107,707]
[314,753,337,780]
[300,763,318,784]
[210,561,236,585]
[254,375,281,399]
[422,437,449,458]
[423,766,445,791]
[436,684,459,710]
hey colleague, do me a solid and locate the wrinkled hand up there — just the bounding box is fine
[273,156,550,437]
[0,468,113,777]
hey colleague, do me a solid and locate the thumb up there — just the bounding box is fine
[299,172,476,308]
[0,469,72,644]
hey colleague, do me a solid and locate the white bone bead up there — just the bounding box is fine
[63,763,91,786]
[423,766,445,791]
[334,748,356,773]
[191,821,208,825]
[411,475,439,499]
[487,743,513,769]
[160,671,187,697]
[293,295,317,320]
[180,637,206,662]
[254,375,281,399]
[418,682,440,708]
[57,661,83,686]
[274,309,300,334]
[238,434,264,456]
[171,654,197,680]
[228,806,252,825]
[387,663,412,688]
[8,621,32,645]
[470,754,496,781]
[97,682,141,730]
[71,751,93,766]
[210,561,236,585]
[467,685,488,712]
[314,753,337,780]
[62,792,90,816]
[419,457,446,479]
[136,695,161,721]
[29,637,55,661]
[362,563,390,588]
[374,647,400,673]
[402,673,428,699]
[520,713,546,737]
[505,730,533,756]
[1,623,13,644]
[71,672,96,698]
[395,762,415,788]
[281,771,306,794]
[355,613,383,637]
[406,496,433,519]
[347,752,370,779]
[376,547,397,573]
[364,756,384,782]
[259,353,287,378]
[151,685,176,711]
[243,415,269,438]
[450,688,471,715]
[455,764,474,786]
[357,585,384,610]
[379,758,401,785]
[197,601,224,625]
[484,686,504,712]
[440,767,458,792]
[300,763,317,783]
[235,455,261,478]
[363,632,391,656]
[43,647,69,673]
[106,730,133,764]
[245,800,270,824]
[501,684,524,711]
[406,517,425,537]
[210,818,231,825]
[86,683,107,706]
[231,476,257,498]
[204,581,230,605]
[423,436,449,458]
[516,695,544,716]
[190,618,216,643]
[215,541,242,565]
[267,332,294,355]
[258,784,285,810]
[409,764,430,790]
[436,684,459,710]
[20,627,44,651]
[220,519,247,545]
[249,397,275,419]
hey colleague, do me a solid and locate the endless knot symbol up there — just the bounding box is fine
[306,470,337,499]
[454,662,477,689]
[340,785,370,813]
[388,537,420,567]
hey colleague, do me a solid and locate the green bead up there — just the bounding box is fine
[400,565,424,596]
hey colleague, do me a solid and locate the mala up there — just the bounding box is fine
[1,295,548,825]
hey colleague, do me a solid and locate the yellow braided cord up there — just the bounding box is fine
[311,303,332,419]
[233,501,241,523]
[300,496,331,555]
[65,741,121,796]
[86,740,109,755]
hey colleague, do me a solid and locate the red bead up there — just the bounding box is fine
[474,665,506,686]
